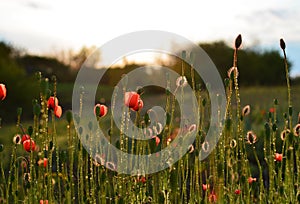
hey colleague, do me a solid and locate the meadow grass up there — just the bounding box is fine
[0,37,299,204]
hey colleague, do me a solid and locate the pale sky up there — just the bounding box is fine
[1,0,300,76]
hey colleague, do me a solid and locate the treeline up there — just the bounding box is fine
[0,40,297,122]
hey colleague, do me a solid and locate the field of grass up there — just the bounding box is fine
[0,37,299,203]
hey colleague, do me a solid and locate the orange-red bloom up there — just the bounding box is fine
[94,104,108,117]
[54,105,62,118]
[152,136,160,146]
[0,84,6,100]
[202,184,209,191]
[47,96,59,109]
[275,153,283,162]
[23,139,36,152]
[21,134,31,144]
[38,158,48,168]
[234,189,241,195]
[124,92,143,111]
[248,177,257,184]
[208,191,217,202]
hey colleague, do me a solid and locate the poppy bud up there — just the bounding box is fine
[235,34,242,49]
[280,38,286,50]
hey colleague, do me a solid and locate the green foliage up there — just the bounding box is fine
[199,41,291,86]
[0,42,39,122]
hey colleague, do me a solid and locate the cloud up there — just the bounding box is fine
[24,1,50,10]
[237,8,300,43]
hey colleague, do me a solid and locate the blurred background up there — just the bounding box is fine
[0,0,300,123]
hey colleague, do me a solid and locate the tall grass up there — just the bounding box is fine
[0,36,299,204]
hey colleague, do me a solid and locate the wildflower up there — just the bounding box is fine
[242,105,251,116]
[269,107,275,113]
[208,190,217,203]
[202,184,209,191]
[124,91,140,108]
[152,136,160,146]
[13,134,21,144]
[248,177,257,184]
[280,129,290,141]
[0,83,6,100]
[54,105,62,118]
[137,176,147,184]
[38,158,48,168]
[94,104,108,117]
[275,153,283,162]
[39,200,49,204]
[246,131,257,144]
[202,141,210,152]
[188,144,194,153]
[23,139,36,152]
[47,96,59,109]
[131,98,143,111]
[227,67,239,79]
[176,76,188,87]
[21,134,31,144]
[293,124,300,137]
[234,189,241,195]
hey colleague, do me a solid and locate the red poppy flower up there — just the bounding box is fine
[248,177,257,184]
[54,105,62,118]
[47,97,59,110]
[21,134,31,144]
[23,139,36,152]
[0,84,6,100]
[152,136,160,146]
[131,99,143,111]
[209,191,217,202]
[234,189,241,195]
[94,104,108,117]
[202,184,209,191]
[124,92,143,111]
[275,153,283,162]
[38,158,48,168]
[269,107,275,113]
[137,176,146,184]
